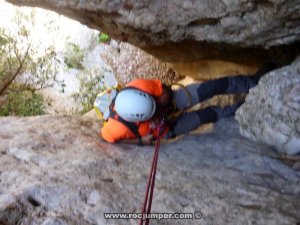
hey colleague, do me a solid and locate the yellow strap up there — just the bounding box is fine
[94,85,122,127]
[94,106,104,120]
[115,84,122,90]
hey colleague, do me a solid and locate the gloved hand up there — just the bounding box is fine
[149,116,160,129]
[142,133,155,145]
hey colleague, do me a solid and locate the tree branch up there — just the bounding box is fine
[0,44,31,96]
[0,63,23,96]
[13,43,21,63]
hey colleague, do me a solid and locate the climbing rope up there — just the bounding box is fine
[139,121,165,225]
[139,84,191,224]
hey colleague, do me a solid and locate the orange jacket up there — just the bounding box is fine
[101,79,167,143]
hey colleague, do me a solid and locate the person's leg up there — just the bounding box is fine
[164,103,242,139]
[225,62,277,94]
[224,75,256,95]
[173,62,277,110]
[173,76,243,111]
[172,76,249,111]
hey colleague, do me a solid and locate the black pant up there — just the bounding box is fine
[165,75,257,139]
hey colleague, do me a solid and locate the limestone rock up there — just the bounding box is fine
[0,115,299,224]
[169,60,259,81]
[6,0,300,65]
[236,56,300,155]
[87,190,101,206]
[100,42,183,85]
[102,41,260,82]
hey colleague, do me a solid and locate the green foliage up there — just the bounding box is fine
[64,43,85,69]
[0,8,63,116]
[0,35,7,46]
[72,67,107,114]
[0,85,46,116]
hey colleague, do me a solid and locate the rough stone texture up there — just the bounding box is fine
[236,56,300,155]
[0,115,300,225]
[101,41,260,83]
[6,0,300,66]
[169,60,259,81]
[100,42,183,86]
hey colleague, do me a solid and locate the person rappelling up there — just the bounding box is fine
[98,62,277,145]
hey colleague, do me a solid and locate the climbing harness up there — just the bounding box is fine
[139,120,165,225]
[167,83,192,120]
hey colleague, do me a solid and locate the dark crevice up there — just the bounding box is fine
[27,196,41,207]
[254,0,276,7]
[187,18,219,27]
[142,40,300,67]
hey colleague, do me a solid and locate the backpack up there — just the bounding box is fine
[94,84,122,125]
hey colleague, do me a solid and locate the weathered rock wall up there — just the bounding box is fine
[0,115,299,224]
[101,41,264,82]
[100,42,183,86]
[169,60,258,81]
[6,0,300,67]
[236,56,300,155]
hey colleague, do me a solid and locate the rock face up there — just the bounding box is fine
[169,60,259,81]
[6,0,300,66]
[101,41,263,82]
[100,42,183,85]
[236,56,300,155]
[0,115,300,224]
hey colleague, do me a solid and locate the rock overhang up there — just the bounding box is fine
[5,0,300,66]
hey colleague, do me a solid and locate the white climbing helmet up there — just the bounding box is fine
[115,89,156,122]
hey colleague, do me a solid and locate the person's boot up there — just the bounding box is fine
[251,62,278,84]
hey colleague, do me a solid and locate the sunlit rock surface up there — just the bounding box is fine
[169,60,259,81]
[100,42,183,86]
[0,115,299,225]
[236,56,300,155]
[102,42,262,82]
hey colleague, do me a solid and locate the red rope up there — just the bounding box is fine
[140,122,164,225]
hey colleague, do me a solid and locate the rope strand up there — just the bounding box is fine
[140,122,164,225]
